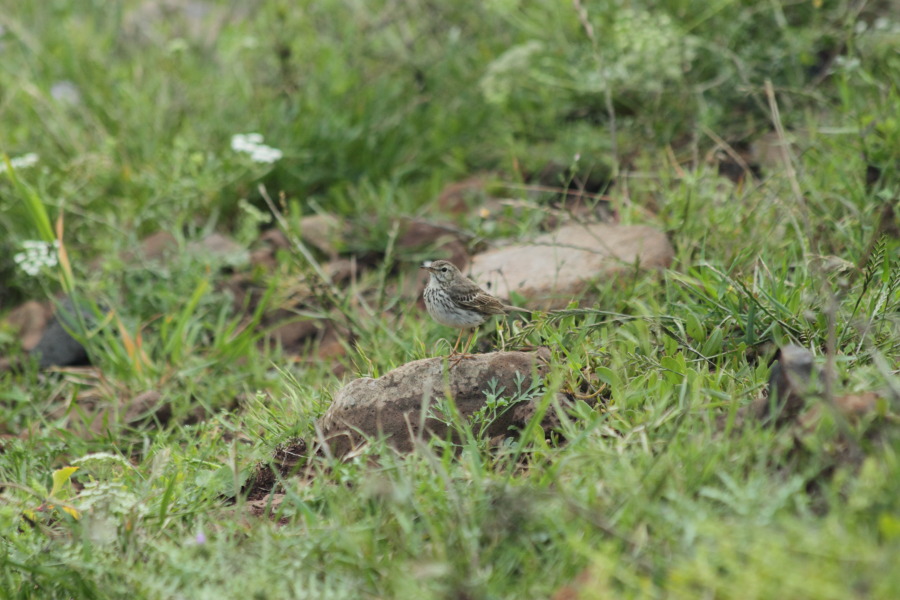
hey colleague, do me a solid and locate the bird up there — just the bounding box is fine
[420,259,529,358]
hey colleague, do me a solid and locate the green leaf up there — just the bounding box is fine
[50,466,79,498]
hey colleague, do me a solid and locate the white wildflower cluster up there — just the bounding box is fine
[230,133,283,164]
[0,152,39,173]
[13,239,59,276]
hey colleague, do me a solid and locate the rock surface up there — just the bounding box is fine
[469,223,673,309]
[319,349,564,457]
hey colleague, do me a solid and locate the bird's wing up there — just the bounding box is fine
[455,288,509,315]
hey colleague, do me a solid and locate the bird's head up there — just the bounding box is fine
[420,259,460,284]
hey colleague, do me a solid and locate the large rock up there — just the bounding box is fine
[469,223,673,309]
[319,349,564,457]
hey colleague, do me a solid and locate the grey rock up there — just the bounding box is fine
[319,349,565,457]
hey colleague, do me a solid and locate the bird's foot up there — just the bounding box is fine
[448,351,476,368]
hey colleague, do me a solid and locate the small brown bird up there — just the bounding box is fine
[420,259,529,356]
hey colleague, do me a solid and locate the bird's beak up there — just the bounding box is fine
[420,263,434,272]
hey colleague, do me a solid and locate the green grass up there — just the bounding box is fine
[2,1,899,598]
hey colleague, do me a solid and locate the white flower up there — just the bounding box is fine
[231,133,264,152]
[13,239,59,276]
[0,152,39,173]
[248,145,283,164]
[230,133,282,163]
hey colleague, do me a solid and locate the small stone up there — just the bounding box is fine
[186,232,246,266]
[799,391,882,431]
[436,175,490,215]
[132,231,177,262]
[397,219,469,272]
[4,300,51,351]
[296,214,345,258]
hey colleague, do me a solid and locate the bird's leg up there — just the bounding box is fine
[450,330,477,367]
[449,330,465,356]
[461,330,476,354]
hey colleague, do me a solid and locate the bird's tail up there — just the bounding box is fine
[503,305,532,314]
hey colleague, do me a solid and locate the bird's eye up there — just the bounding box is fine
[441,267,448,272]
